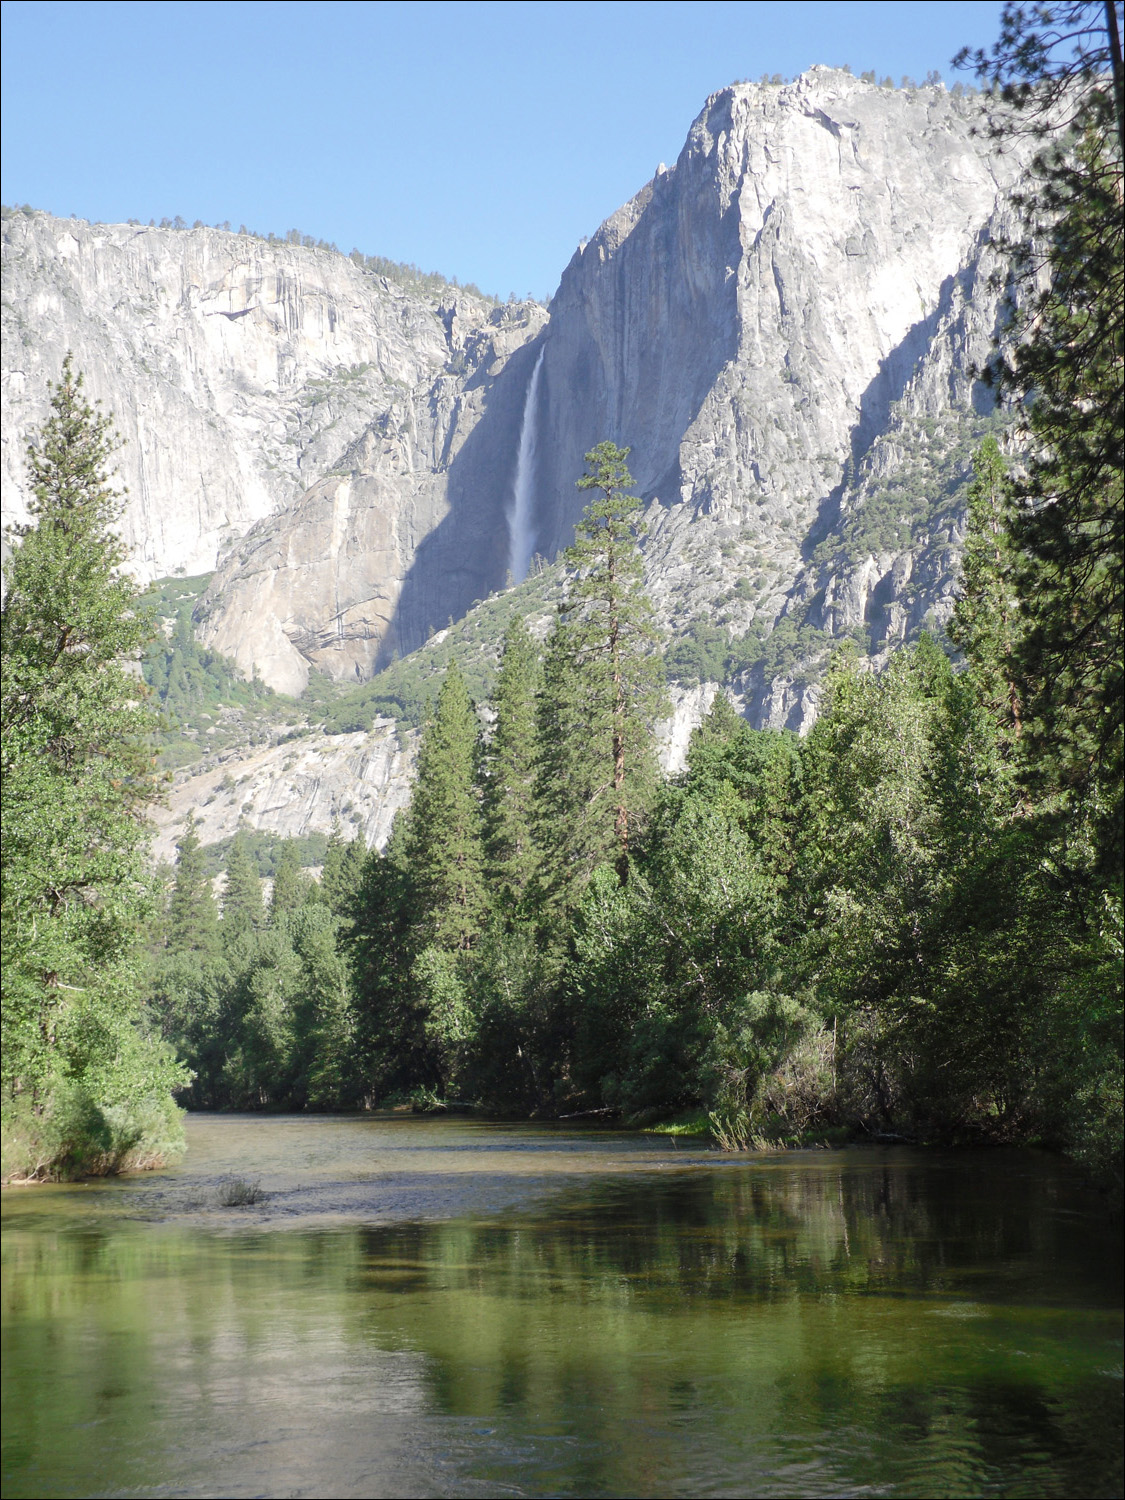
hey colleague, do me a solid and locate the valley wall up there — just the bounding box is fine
[3,70,1034,850]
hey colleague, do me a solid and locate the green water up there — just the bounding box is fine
[2,1116,1121,1498]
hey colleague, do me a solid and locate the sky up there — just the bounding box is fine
[1,1,1007,301]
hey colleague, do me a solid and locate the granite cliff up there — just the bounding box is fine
[197,70,1028,712]
[2,69,1032,850]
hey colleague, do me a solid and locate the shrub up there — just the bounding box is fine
[216,1176,266,1207]
[1,1088,185,1182]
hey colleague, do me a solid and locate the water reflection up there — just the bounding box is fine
[2,1124,1121,1499]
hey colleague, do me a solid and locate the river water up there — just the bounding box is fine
[2,1115,1121,1498]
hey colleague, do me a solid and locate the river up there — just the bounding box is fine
[2,1115,1121,1498]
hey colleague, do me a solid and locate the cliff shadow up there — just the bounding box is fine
[800,262,993,567]
[377,331,547,669]
[530,187,744,560]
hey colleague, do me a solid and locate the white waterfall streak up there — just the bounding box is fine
[507,347,545,583]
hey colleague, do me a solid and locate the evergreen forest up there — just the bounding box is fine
[1,4,1121,1194]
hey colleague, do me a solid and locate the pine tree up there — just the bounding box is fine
[318,825,368,919]
[959,3,1124,871]
[269,839,311,924]
[220,829,264,944]
[536,443,664,897]
[947,438,1024,749]
[1,357,187,1162]
[481,616,541,918]
[403,664,487,950]
[167,813,219,956]
[346,836,422,1094]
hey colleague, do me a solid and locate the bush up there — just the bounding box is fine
[1,1088,185,1182]
[216,1176,267,1207]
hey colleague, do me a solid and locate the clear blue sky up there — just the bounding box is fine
[1,1,1005,300]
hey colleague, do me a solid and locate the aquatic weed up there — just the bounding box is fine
[216,1176,267,1207]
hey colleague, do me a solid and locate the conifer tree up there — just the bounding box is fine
[404,664,487,950]
[959,2,1123,870]
[536,443,664,896]
[482,616,541,917]
[346,835,421,1092]
[318,825,368,920]
[269,839,311,924]
[220,829,263,944]
[947,438,1024,750]
[167,814,219,956]
[2,356,186,1156]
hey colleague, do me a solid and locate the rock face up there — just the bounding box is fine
[150,721,416,866]
[1,211,538,594]
[153,678,719,861]
[537,71,1017,543]
[3,71,1038,846]
[195,302,547,693]
[3,72,1029,710]
[527,70,1027,726]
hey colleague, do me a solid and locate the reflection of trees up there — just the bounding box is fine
[3,1155,1119,1498]
[348,1155,1081,1310]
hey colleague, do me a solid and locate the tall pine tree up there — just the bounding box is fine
[2,357,186,1170]
[959,3,1123,871]
[947,437,1023,753]
[403,664,488,951]
[220,828,264,945]
[481,616,541,918]
[268,839,311,924]
[167,813,219,956]
[536,443,664,898]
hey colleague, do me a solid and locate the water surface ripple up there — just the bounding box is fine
[2,1115,1121,1498]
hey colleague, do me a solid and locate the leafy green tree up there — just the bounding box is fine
[678,698,802,888]
[1,357,187,1174]
[567,805,803,1121]
[463,923,562,1113]
[221,929,302,1106]
[796,642,953,1126]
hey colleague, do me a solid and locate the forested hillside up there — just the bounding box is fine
[2,4,1120,1190]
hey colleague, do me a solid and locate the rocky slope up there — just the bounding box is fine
[1,210,542,602]
[3,70,1035,851]
[194,70,1031,713]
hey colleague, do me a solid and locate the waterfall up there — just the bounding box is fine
[507,347,545,584]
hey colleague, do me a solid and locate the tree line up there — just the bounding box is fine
[1,2,1120,1186]
[148,421,1120,1187]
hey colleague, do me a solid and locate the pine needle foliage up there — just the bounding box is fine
[403,664,488,951]
[167,813,219,955]
[481,616,541,918]
[1,357,187,1172]
[959,2,1124,871]
[536,443,665,896]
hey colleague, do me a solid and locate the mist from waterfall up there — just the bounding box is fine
[507,347,546,584]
